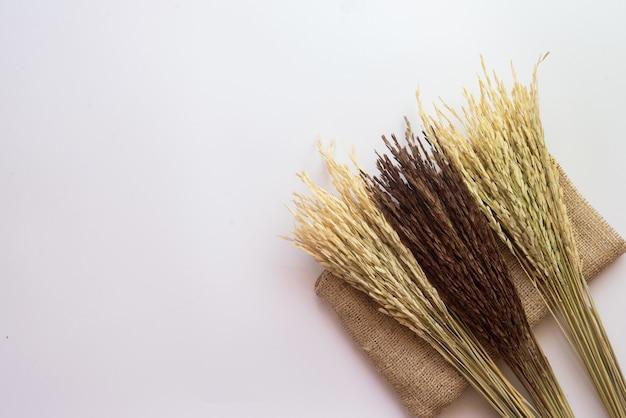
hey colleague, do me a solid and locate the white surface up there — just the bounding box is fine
[1,1,625,417]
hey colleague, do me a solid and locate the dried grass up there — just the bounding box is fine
[424,55,626,417]
[283,142,536,417]
[366,125,573,417]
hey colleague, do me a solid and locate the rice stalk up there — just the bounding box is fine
[367,126,573,418]
[424,55,626,417]
[282,142,536,418]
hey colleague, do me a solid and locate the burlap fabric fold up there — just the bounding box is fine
[314,167,626,418]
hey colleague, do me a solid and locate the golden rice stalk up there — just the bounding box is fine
[424,55,626,417]
[283,142,537,418]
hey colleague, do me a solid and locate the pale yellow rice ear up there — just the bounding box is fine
[426,56,626,418]
[283,144,537,417]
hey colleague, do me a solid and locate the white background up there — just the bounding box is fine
[1,1,625,417]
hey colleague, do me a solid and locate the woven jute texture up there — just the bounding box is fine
[314,167,626,418]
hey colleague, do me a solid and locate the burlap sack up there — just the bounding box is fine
[314,167,626,418]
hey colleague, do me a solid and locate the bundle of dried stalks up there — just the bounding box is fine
[424,55,626,417]
[283,143,536,417]
[367,124,573,418]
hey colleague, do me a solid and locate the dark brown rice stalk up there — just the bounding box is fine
[367,125,573,418]
[283,143,536,417]
[424,55,626,417]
